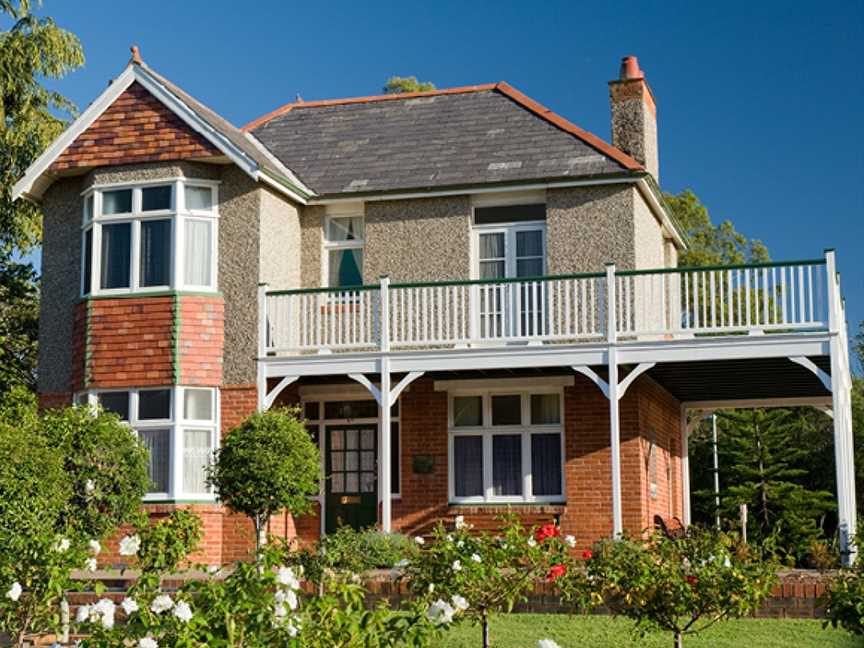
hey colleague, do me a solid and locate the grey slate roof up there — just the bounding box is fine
[142,63,312,195]
[249,88,633,197]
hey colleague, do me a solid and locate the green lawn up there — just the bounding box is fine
[441,614,858,647]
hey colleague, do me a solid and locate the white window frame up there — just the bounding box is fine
[80,179,219,297]
[471,220,547,281]
[76,386,219,502]
[321,213,365,288]
[447,387,565,504]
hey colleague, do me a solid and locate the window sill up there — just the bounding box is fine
[81,289,222,302]
[448,500,565,508]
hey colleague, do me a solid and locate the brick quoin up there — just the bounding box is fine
[178,295,224,386]
[87,297,174,388]
[38,392,71,411]
[49,82,220,173]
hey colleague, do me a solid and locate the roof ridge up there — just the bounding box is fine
[241,83,498,132]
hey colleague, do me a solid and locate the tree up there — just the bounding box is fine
[383,76,436,94]
[40,405,150,539]
[715,409,835,564]
[208,408,320,552]
[0,1,83,398]
[664,189,769,267]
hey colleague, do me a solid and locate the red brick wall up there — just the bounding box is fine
[636,376,683,531]
[178,296,224,386]
[392,377,450,534]
[49,82,219,173]
[38,392,71,410]
[88,297,174,388]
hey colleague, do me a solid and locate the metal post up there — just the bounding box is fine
[605,263,622,537]
[712,414,721,530]
[256,283,268,411]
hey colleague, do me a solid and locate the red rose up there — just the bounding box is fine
[534,524,561,543]
[685,575,698,587]
[547,564,567,581]
[582,550,593,560]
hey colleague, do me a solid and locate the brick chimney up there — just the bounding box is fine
[609,55,659,182]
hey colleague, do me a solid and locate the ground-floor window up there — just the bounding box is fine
[448,389,564,503]
[75,386,218,501]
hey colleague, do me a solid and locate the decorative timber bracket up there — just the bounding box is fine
[571,362,656,401]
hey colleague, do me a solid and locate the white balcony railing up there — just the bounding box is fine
[261,258,831,356]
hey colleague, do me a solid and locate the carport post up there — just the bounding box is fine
[826,250,856,565]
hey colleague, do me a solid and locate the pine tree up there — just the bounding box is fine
[717,409,834,565]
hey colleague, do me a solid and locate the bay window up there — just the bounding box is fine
[81,180,218,296]
[77,386,218,501]
[449,389,564,503]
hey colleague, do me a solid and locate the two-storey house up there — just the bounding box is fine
[13,49,857,564]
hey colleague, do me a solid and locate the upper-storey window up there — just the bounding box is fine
[324,215,363,287]
[81,180,218,296]
[472,203,546,281]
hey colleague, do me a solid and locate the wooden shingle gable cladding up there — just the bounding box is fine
[49,82,221,173]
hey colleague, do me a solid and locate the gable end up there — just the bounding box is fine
[49,82,221,172]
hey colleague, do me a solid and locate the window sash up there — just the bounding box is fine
[81,181,218,296]
[449,390,564,503]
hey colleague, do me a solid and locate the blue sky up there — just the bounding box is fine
[27,0,864,351]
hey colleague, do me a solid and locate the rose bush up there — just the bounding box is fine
[822,543,864,636]
[405,515,573,648]
[559,526,777,648]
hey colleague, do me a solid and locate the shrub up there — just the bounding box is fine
[823,549,864,635]
[406,516,571,648]
[208,408,320,551]
[41,405,150,538]
[560,527,777,648]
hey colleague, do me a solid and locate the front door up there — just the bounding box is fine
[325,424,378,533]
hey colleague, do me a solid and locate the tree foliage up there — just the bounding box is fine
[0,0,84,399]
[208,408,320,550]
[823,547,864,636]
[383,76,436,94]
[664,189,769,267]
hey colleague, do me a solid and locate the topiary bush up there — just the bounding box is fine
[208,407,320,552]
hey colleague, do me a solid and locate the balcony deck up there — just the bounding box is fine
[259,256,838,378]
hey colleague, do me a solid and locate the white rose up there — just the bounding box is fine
[173,600,193,623]
[150,594,173,614]
[6,582,22,602]
[276,566,300,590]
[119,534,141,557]
[527,538,538,547]
[451,594,469,611]
[85,479,96,495]
[85,558,98,572]
[414,536,425,545]
[470,553,481,563]
[455,515,467,529]
[93,598,116,630]
[564,535,576,549]
[120,597,139,615]
[53,537,70,553]
[138,637,158,648]
[275,588,298,611]
[75,604,90,624]
[538,640,562,648]
[426,599,456,625]
[452,560,462,572]
[88,539,101,555]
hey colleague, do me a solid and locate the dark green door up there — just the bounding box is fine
[325,424,378,533]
